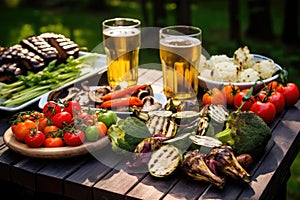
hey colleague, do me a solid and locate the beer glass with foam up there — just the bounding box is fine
[102,18,141,88]
[159,26,202,102]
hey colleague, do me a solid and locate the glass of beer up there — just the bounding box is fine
[159,25,202,102]
[102,18,141,88]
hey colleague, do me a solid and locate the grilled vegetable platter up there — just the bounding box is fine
[0,32,107,111]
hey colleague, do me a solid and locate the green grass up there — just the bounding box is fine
[0,1,299,199]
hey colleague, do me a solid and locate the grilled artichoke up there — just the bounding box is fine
[206,145,251,183]
[181,149,225,189]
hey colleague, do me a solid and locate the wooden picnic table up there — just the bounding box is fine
[0,68,299,200]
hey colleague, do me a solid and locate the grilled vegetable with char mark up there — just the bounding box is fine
[181,149,225,189]
[148,145,182,178]
[205,145,251,183]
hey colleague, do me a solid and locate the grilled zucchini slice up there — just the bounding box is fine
[148,145,181,178]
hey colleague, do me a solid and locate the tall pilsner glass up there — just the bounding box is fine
[159,25,202,102]
[102,18,141,88]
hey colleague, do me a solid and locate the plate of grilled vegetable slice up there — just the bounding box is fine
[0,32,107,111]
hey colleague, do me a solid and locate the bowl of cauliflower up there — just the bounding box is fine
[198,46,282,91]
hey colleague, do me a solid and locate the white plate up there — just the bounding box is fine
[38,87,167,114]
[0,52,107,112]
[198,54,282,91]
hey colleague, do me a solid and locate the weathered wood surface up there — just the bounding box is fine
[0,68,299,200]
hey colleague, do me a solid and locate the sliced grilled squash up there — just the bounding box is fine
[148,145,181,178]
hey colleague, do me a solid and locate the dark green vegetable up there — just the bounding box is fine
[214,111,272,159]
[107,116,151,152]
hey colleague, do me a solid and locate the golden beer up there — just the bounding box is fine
[160,36,201,100]
[102,18,140,88]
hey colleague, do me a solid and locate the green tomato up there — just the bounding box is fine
[85,126,99,141]
[97,111,117,127]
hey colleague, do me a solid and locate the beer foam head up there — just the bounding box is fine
[161,36,201,48]
[103,28,140,37]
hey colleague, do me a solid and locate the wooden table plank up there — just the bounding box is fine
[0,147,24,181]
[36,155,89,195]
[64,145,121,200]
[126,173,180,200]
[11,158,46,191]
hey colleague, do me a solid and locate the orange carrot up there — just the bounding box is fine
[101,84,148,101]
[100,96,144,108]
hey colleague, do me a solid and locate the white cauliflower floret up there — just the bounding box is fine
[238,68,260,82]
[211,61,239,82]
[208,55,231,69]
[233,46,255,69]
[198,54,209,71]
[252,59,277,79]
[199,68,213,79]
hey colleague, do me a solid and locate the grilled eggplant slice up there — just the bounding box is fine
[148,145,181,178]
[146,114,177,138]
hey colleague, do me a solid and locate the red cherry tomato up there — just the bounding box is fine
[42,101,61,118]
[77,111,94,126]
[222,84,240,106]
[37,117,49,131]
[11,120,36,142]
[250,101,276,124]
[275,83,300,107]
[43,137,64,147]
[64,130,86,146]
[258,90,285,114]
[51,111,73,128]
[63,101,82,117]
[202,87,226,105]
[233,89,255,111]
[25,130,46,148]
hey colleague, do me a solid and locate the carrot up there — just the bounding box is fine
[100,96,144,108]
[101,84,148,101]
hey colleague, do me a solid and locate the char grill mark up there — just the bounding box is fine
[0,44,45,72]
[0,63,26,83]
[40,33,80,61]
[20,35,58,64]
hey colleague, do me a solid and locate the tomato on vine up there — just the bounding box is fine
[42,101,61,118]
[202,87,226,105]
[233,88,255,111]
[25,130,46,148]
[222,84,240,106]
[51,111,73,128]
[64,130,86,146]
[11,119,36,142]
[250,101,276,124]
[63,101,82,117]
[257,89,285,114]
[43,137,64,147]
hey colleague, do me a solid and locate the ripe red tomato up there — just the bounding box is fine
[37,117,49,131]
[51,111,73,128]
[222,84,240,106]
[43,137,64,147]
[275,83,300,107]
[94,121,108,138]
[64,130,86,146]
[77,111,94,126]
[25,130,46,148]
[250,101,276,124]
[63,101,82,117]
[233,89,255,111]
[258,90,285,114]
[44,125,60,137]
[202,87,226,105]
[42,101,61,118]
[11,120,36,142]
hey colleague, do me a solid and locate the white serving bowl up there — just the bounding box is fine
[198,54,282,91]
